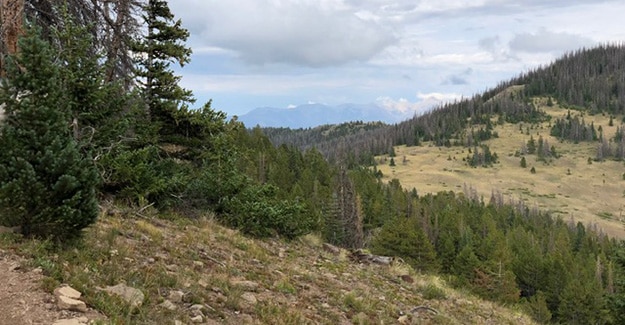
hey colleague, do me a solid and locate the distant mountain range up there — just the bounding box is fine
[237,103,417,129]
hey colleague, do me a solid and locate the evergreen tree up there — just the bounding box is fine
[0,27,98,240]
[371,215,439,272]
[55,9,129,152]
[520,156,527,168]
[134,0,194,143]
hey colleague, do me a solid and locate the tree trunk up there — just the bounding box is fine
[1,0,24,76]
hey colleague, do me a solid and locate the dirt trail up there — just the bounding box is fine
[0,249,89,325]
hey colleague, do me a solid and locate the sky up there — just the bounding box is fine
[169,0,625,117]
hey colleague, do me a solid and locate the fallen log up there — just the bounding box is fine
[350,249,394,265]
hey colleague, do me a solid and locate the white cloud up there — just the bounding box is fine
[175,0,396,67]
[376,92,462,115]
[509,27,596,53]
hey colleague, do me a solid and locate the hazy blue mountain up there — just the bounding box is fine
[237,103,413,128]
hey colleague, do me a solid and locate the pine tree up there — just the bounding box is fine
[371,216,439,272]
[55,9,128,151]
[0,27,98,239]
[134,0,194,143]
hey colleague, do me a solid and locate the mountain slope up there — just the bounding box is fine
[265,45,625,163]
[1,209,536,324]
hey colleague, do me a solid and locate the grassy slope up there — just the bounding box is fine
[1,207,535,324]
[377,99,625,238]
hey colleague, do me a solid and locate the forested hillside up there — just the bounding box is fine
[268,45,625,165]
[1,2,625,324]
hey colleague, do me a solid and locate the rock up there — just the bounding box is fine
[155,253,169,260]
[103,283,145,308]
[190,315,203,323]
[322,243,341,255]
[241,292,257,305]
[57,295,88,313]
[397,315,409,324]
[197,279,208,288]
[168,290,185,303]
[237,314,254,324]
[193,260,204,267]
[159,299,177,311]
[54,285,82,300]
[52,317,89,325]
[189,304,206,312]
[399,274,414,283]
[231,280,259,292]
[174,320,186,325]
[189,308,205,317]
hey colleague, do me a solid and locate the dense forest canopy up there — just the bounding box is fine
[1,2,625,324]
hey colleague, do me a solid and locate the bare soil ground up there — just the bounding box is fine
[0,249,63,325]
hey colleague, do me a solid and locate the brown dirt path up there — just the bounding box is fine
[0,249,95,325]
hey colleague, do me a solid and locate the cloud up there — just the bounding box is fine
[509,27,596,53]
[175,1,396,67]
[376,92,462,115]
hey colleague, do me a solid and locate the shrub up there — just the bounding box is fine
[100,145,191,207]
[220,183,315,239]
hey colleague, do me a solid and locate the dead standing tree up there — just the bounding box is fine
[0,0,142,85]
[1,0,24,76]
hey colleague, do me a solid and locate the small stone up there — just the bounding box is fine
[399,274,414,283]
[190,315,203,323]
[398,315,409,325]
[189,304,205,312]
[57,295,87,313]
[52,317,88,325]
[322,243,341,255]
[54,285,82,300]
[103,283,144,308]
[159,299,177,311]
[197,279,208,288]
[32,267,43,274]
[155,253,169,260]
[147,258,155,264]
[193,260,204,267]
[174,320,186,325]
[238,314,254,323]
[168,290,185,303]
[321,303,330,309]
[241,292,257,305]
[231,280,259,292]
[189,308,204,318]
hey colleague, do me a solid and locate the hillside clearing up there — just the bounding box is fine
[377,104,625,238]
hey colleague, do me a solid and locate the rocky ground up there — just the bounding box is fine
[0,249,104,325]
[0,211,538,324]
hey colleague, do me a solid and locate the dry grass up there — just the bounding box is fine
[1,209,537,324]
[377,101,625,238]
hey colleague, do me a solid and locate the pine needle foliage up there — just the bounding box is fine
[0,27,98,240]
